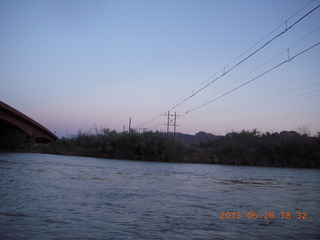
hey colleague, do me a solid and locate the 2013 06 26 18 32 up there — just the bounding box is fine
[219,211,308,220]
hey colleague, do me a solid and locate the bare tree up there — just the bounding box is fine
[297,125,311,136]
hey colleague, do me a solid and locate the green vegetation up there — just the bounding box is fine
[32,129,194,163]
[200,129,320,168]
[1,127,319,168]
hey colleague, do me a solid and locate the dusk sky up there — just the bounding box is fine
[1,0,320,137]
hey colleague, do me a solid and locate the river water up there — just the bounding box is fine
[0,153,319,239]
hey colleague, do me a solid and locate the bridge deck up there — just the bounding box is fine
[0,101,58,143]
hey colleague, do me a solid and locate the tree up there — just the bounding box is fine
[297,125,311,136]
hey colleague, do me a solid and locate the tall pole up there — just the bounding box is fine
[173,112,176,141]
[166,111,170,139]
[165,111,178,141]
[129,117,131,133]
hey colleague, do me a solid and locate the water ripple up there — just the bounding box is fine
[0,153,319,240]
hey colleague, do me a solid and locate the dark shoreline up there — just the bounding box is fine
[2,151,320,170]
[1,129,320,169]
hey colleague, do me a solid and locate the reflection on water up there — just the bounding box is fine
[0,153,319,239]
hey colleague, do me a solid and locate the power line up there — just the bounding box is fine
[179,105,320,131]
[232,106,320,124]
[192,85,320,118]
[179,41,320,117]
[223,0,316,70]
[191,24,320,109]
[247,90,320,109]
[135,2,320,129]
[171,2,320,113]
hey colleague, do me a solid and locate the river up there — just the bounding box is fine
[0,153,319,239]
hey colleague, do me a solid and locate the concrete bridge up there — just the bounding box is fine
[0,101,58,143]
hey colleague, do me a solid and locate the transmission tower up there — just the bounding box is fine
[165,111,178,141]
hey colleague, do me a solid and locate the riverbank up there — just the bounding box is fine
[1,128,319,168]
[26,129,319,168]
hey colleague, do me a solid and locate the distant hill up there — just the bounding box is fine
[164,131,222,145]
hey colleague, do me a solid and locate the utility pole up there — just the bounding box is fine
[129,117,131,133]
[166,111,170,139]
[165,111,179,141]
[173,112,177,141]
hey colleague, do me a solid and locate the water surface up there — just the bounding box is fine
[0,153,319,239]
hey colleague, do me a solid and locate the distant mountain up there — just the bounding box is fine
[279,130,303,139]
[170,130,306,145]
[164,131,222,145]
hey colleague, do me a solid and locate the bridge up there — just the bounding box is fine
[0,101,58,143]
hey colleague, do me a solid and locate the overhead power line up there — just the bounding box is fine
[169,2,320,114]
[136,2,320,130]
[193,23,320,108]
[171,3,320,111]
[233,106,320,125]
[179,41,320,117]
[188,84,320,118]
